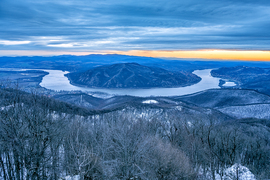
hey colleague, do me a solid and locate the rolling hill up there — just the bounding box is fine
[66,63,201,88]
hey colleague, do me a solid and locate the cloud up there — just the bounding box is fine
[0,40,31,45]
[0,0,270,52]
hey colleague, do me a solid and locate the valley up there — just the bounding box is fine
[1,55,270,123]
[2,0,269,179]
[0,55,270,179]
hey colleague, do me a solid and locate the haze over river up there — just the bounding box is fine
[39,69,224,97]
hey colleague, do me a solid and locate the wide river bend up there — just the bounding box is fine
[39,69,222,97]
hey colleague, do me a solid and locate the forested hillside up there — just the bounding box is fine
[211,66,270,95]
[66,63,200,88]
[0,87,269,179]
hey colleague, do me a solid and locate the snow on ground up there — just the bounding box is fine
[218,104,270,119]
[59,175,80,180]
[216,164,256,180]
[142,100,158,104]
[223,81,236,87]
[199,163,256,180]
[88,92,114,99]
[0,103,24,111]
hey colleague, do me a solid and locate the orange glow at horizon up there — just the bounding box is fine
[110,50,270,61]
[1,49,270,61]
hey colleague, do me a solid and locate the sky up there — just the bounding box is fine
[0,0,270,60]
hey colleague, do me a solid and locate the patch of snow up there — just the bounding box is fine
[0,103,24,111]
[59,175,80,180]
[142,100,158,104]
[205,108,212,115]
[216,164,256,180]
[87,92,114,99]
[223,81,236,87]
[175,106,182,111]
[218,104,270,119]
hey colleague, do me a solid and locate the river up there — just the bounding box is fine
[39,69,223,97]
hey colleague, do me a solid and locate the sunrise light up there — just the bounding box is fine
[111,50,270,61]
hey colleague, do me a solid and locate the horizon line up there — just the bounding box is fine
[0,49,270,61]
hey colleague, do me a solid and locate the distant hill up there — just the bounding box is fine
[176,89,270,119]
[211,66,270,95]
[0,87,94,116]
[66,63,201,88]
[53,91,233,123]
[211,66,270,83]
[177,89,270,108]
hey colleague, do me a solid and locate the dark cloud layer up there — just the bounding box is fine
[0,0,270,51]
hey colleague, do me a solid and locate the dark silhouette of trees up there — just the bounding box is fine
[0,86,269,179]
